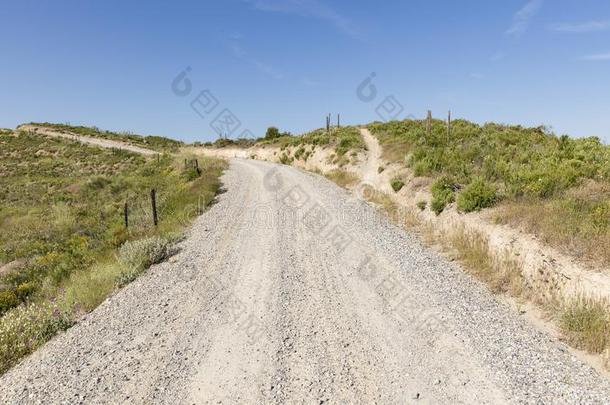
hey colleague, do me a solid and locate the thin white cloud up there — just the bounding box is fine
[491,51,506,61]
[549,20,610,33]
[581,52,610,61]
[242,0,356,37]
[229,42,284,80]
[505,0,544,37]
[298,77,321,87]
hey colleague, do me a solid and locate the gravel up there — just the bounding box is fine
[1,158,609,404]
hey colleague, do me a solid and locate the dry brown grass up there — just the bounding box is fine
[430,226,526,296]
[379,137,410,163]
[429,224,610,369]
[560,296,610,366]
[324,169,359,188]
[492,180,610,266]
[363,187,419,228]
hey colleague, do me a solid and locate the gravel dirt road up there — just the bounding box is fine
[1,159,609,404]
[16,125,157,156]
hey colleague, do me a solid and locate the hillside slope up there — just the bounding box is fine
[0,126,225,374]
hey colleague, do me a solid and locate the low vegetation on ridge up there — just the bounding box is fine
[260,125,366,159]
[25,122,184,153]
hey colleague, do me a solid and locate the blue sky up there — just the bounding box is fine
[1,0,609,142]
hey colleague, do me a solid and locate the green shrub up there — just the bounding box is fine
[294,147,306,160]
[118,235,179,271]
[378,166,385,173]
[417,200,427,211]
[265,127,280,140]
[0,291,19,314]
[390,178,405,192]
[336,137,355,156]
[15,282,36,301]
[116,235,179,286]
[0,303,72,374]
[431,176,457,214]
[457,178,497,212]
[279,153,292,165]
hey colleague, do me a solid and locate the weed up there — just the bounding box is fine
[560,297,609,355]
[390,178,405,192]
[457,178,497,213]
[0,302,73,374]
[116,235,180,286]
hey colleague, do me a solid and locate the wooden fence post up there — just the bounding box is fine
[195,159,200,174]
[124,202,129,228]
[447,110,452,140]
[337,114,340,128]
[427,110,432,136]
[150,189,158,226]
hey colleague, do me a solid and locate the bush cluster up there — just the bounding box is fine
[369,119,610,213]
[457,178,497,213]
[430,176,457,214]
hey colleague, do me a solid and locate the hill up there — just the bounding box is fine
[21,123,184,153]
[0,127,225,373]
